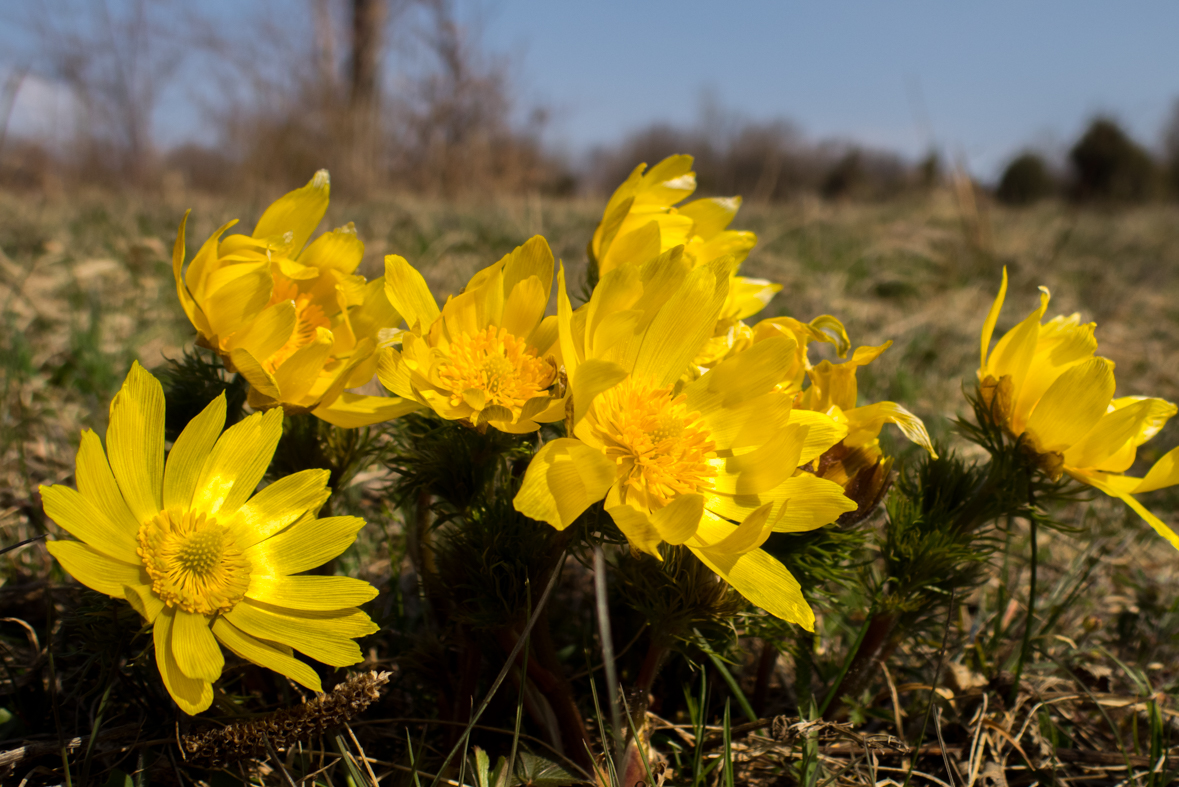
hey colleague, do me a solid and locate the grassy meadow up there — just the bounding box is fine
[1,185,1177,785]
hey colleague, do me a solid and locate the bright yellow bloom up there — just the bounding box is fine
[980,268,1179,549]
[41,364,379,714]
[172,170,417,427]
[708,314,935,522]
[377,237,564,432]
[514,250,857,628]
[590,154,780,331]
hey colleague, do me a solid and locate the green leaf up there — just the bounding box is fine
[102,770,133,787]
[513,751,579,786]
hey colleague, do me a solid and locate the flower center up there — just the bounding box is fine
[589,378,716,510]
[438,326,555,412]
[264,278,331,372]
[137,510,251,616]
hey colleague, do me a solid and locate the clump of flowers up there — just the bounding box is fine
[979,268,1179,549]
[377,237,564,433]
[41,363,378,714]
[32,159,1179,787]
[172,170,417,427]
[589,154,782,364]
[514,253,856,628]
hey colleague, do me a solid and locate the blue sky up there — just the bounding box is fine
[5,0,1179,179]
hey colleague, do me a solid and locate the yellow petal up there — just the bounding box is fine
[636,154,696,205]
[987,287,1049,408]
[585,262,644,346]
[247,575,378,610]
[605,502,664,558]
[1065,398,1159,472]
[124,583,164,624]
[273,327,333,403]
[252,169,330,255]
[502,236,554,303]
[1014,319,1097,429]
[843,401,937,458]
[228,347,281,400]
[501,275,548,340]
[556,264,583,374]
[162,394,226,512]
[171,211,209,336]
[704,475,856,532]
[594,193,636,266]
[184,219,238,303]
[305,337,373,410]
[807,315,851,358]
[41,485,139,562]
[588,310,641,366]
[692,505,775,555]
[473,264,505,333]
[980,267,1007,370]
[687,335,798,416]
[46,540,146,596]
[314,392,421,428]
[679,196,739,238]
[570,359,628,428]
[600,219,662,275]
[1070,470,1179,551]
[154,608,213,714]
[514,438,617,529]
[697,391,794,453]
[1025,357,1115,453]
[786,410,850,466]
[202,264,273,342]
[75,429,141,543]
[651,493,704,545]
[224,300,296,360]
[211,617,322,692]
[191,408,283,519]
[714,428,803,496]
[224,599,376,667]
[244,515,366,576]
[384,255,440,332]
[1113,396,1178,447]
[377,347,415,399]
[631,264,724,386]
[726,276,780,321]
[106,362,165,525]
[228,468,330,549]
[171,610,224,682]
[298,222,364,274]
[690,545,814,629]
[1135,446,1179,494]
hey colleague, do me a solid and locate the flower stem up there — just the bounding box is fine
[1009,498,1038,705]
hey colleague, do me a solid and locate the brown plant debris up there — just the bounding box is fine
[180,670,391,769]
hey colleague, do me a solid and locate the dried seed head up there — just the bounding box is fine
[180,671,391,769]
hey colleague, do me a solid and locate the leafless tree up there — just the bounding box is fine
[24,0,183,185]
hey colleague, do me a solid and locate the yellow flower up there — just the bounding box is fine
[41,363,379,714]
[980,268,1179,549]
[514,251,856,628]
[700,314,935,523]
[589,154,779,331]
[377,237,564,432]
[172,170,417,427]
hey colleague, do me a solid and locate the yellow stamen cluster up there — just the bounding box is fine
[591,379,716,508]
[437,326,556,412]
[137,510,251,616]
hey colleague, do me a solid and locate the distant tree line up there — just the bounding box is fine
[996,112,1179,206]
[4,0,1179,204]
